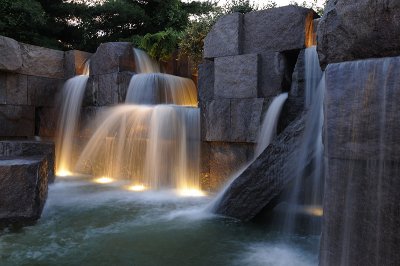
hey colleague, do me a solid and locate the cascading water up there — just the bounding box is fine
[255,93,289,158]
[56,61,90,176]
[133,48,160,73]
[281,45,325,234]
[76,49,201,193]
[125,73,197,106]
[208,92,289,210]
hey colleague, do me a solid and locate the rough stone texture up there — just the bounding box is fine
[0,105,34,137]
[4,73,28,105]
[280,49,306,130]
[78,106,109,138]
[37,107,58,137]
[214,54,258,99]
[324,57,400,161]
[259,51,287,97]
[212,113,306,221]
[317,0,400,69]
[321,55,400,266]
[64,50,92,78]
[204,13,243,59]
[198,60,214,102]
[0,156,48,226]
[0,36,22,72]
[321,158,400,266]
[203,98,263,143]
[200,141,211,191]
[18,43,65,79]
[243,6,316,54]
[230,98,263,142]
[117,71,134,103]
[90,42,135,75]
[83,73,119,106]
[0,72,5,104]
[203,99,231,142]
[0,140,55,183]
[209,142,255,191]
[27,76,64,107]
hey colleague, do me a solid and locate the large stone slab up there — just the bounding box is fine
[203,99,231,141]
[4,73,28,105]
[27,76,64,107]
[0,140,55,183]
[230,98,263,142]
[0,36,22,72]
[84,73,119,106]
[37,107,58,137]
[212,113,306,221]
[90,42,135,75]
[0,72,5,104]
[321,157,400,266]
[204,13,243,59]
[64,50,92,78]
[0,105,34,137]
[203,98,263,142]
[18,43,65,79]
[117,71,134,103]
[214,54,258,99]
[198,60,214,102]
[259,51,288,97]
[243,6,316,54]
[317,0,400,69]
[324,56,400,161]
[0,156,48,226]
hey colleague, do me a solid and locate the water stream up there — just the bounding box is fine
[56,61,90,176]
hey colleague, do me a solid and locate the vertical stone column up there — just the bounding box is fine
[321,57,400,266]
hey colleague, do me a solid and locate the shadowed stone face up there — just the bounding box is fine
[214,54,258,99]
[243,6,315,54]
[0,156,49,226]
[317,0,400,69]
[322,56,400,266]
[204,13,243,59]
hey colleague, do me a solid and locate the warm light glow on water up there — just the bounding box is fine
[93,177,114,184]
[57,169,73,177]
[304,206,323,217]
[127,184,147,192]
[178,188,206,197]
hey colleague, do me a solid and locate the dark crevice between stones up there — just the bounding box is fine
[277,49,301,135]
[35,107,41,136]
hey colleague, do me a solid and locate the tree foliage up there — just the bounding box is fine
[0,0,214,52]
[135,29,182,62]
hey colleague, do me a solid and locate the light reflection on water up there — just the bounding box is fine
[0,178,319,266]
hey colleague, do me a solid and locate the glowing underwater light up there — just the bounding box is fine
[57,169,73,177]
[127,184,147,192]
[304,206,324,217]
[93,177,114,184]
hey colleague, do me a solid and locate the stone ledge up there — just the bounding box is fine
[0,156,48,227]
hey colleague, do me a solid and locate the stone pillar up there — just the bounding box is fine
[321,56,400,266]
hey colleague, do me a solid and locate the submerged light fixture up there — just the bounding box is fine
[93,177,114,184]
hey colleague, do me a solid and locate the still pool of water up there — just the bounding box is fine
[0,178,319,266]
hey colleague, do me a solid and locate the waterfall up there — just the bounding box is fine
[76,49,201,192]
[125,73,198,106]
[208,93,288,210]
[133,48,160,73]
[56,60,90,176]
[282,46,325,234]
[255,93,288,158]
